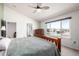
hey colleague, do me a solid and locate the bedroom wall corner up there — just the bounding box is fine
[3,5,40,38]
[0,4,4,37]
[41,10,79,50]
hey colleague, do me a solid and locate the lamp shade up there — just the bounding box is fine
[1,26,6,30]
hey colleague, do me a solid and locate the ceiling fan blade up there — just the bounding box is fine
[27,3,41,9]
[41,6,49,10]
[37,3,42,6]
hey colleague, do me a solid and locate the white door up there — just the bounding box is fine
[6,22,16,38]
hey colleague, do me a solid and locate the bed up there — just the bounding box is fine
[2,37,60,56]
[34,29,61,51]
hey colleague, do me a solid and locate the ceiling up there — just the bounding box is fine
[5,3,79,22]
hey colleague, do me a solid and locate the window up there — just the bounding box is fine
[46,18,70,38]
[61,19,70,37]
[47,23,51,29]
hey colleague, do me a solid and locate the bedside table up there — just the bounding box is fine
[0,37,6,56]
[0,38,2,40]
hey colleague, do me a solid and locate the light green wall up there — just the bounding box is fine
[40,22,47,35]
[0,3,4,36]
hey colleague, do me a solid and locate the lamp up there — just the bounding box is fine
[1,26,6,31]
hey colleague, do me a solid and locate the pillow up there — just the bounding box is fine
[0,38,11,51]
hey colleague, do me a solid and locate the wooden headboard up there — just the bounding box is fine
[34,29,61,51]
[34,29,44,36]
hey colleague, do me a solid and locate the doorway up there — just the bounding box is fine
[6,22,16,38]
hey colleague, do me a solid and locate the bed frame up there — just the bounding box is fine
[34,29,61,51]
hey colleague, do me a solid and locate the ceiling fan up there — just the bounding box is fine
[29,3,50,13]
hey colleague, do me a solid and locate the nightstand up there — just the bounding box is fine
[0,38,2,40]
[0,37,6,56]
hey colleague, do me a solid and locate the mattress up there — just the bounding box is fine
[6,37,60,56]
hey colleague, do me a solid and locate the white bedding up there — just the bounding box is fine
[0,37,60,56]
[6,37,60,56]
[0,38,11,50]
[0,38,11,56]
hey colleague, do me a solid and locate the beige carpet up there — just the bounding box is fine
[61,46,79,56]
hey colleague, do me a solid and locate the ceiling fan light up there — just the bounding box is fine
[36,9,41,13]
